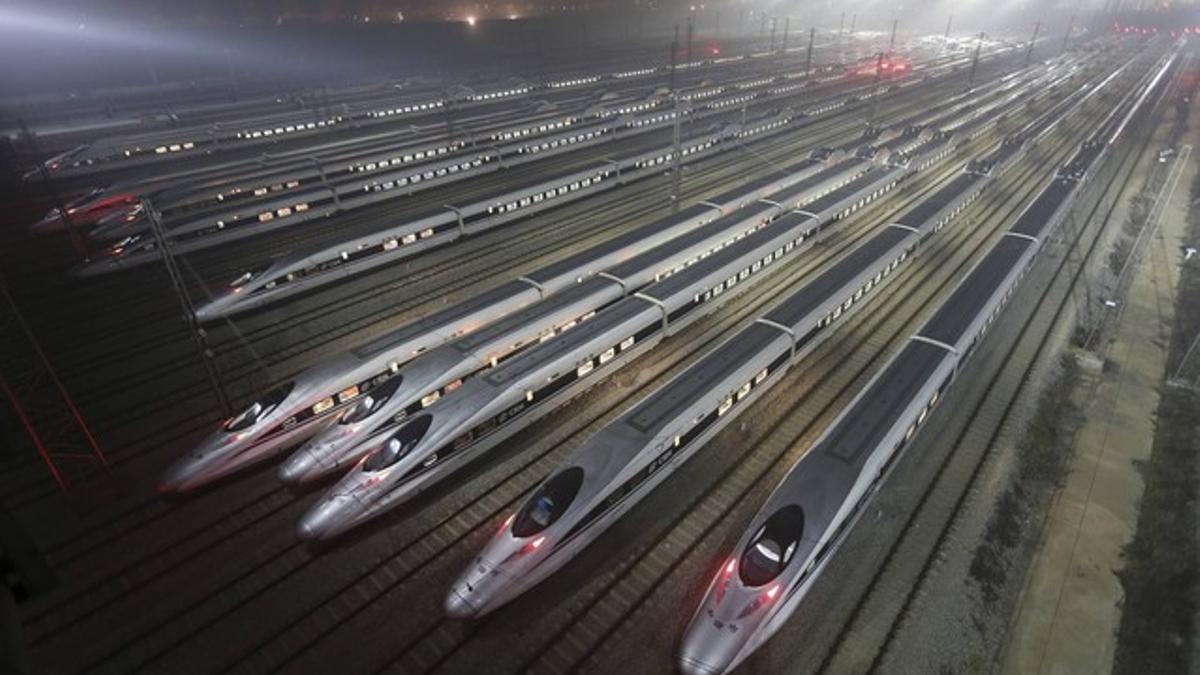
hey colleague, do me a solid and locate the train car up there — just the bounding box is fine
[155,58,1026,491]
[158,151,839,490]
[295,165,908,540]
[676,53,1170,675]
[438,60,1096,619]
[277,157,876,485]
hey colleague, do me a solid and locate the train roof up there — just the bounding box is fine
[895,173,983,229]
[764,225,911,329]
[524,203,718,286]
[482,299,652,387]
[627,322,783,435]
[822,340,950,468]
[351,279,532,359]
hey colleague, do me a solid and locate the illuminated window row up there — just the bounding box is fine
[549,75,602,88]
[367,100,445,118]
[363,154,495,193]
[737,77,774,90]
[237,117,343,139]
[653,214,774,284]
[683,87,726,102]
[614,67,657,78]
[710,93,758,110]
[738,117,791,138]
[627,111,678,128]
[410,329,649,482]
[485,168,615,215]
[815,249,907,330]
[831,179,899,221]
[348,143,460,172]
[491,118,577,142]
[634,139,717,169]
[151,141,197,155]
[690,224,814,310]
[516,127,609,154]
[805,100,846,116]
[605,100,661,117]
[471,86,531,101]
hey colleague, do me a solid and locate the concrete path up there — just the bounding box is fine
[999,132,1193,675]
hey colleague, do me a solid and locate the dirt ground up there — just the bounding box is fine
[999,120,1195,674]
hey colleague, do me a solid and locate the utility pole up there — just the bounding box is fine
[143,199,232,418]
[671,95,682,214]
[945,13,953,38]
[888,18,898,54]
[805,27,815,74]
[769,17,777,53]
[968,32,984,90]
[1062,14,1075,53]
[686,14,694,64]
[782,17,790,52]
[837,11,845,39]
[868,51,884,127]
[1026,20,1041,66]
[760,13,768,47]
[849,13,857,35]
[670,25,678,91]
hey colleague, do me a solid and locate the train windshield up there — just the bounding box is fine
[224,382,295,432]
[229,261,273,289]
[363,414,432,472]
[340,376,404,425]
[512,467,585,537]
[739,505,805,587]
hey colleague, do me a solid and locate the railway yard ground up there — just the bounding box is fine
[1,18,1197,675]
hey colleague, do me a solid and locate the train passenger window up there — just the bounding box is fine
[513,467,585,537]
[718,397,733,417]
[739,505,805,586]
[363,414,433,472]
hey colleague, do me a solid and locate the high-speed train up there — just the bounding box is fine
[276,156,875,485]
[273,70,1037,487]
[175,54,1003,323]
[155,144,852,492]
[676,53,1173,675]
[439,60,1093,620]
[118,61,833,235]
[71,56,897,281]
[157,54,1024,492]
[72,48,991,282]
[293,157,927,540]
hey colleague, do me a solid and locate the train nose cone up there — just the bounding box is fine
[443,586,480,620]
[296,494,361,541]
[678,622,733,675]
[193,296,232,324]
[157,457,200,494]
[677,655,723,675]
[278,448,319,486]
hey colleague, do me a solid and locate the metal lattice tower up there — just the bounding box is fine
[0,273,107,494]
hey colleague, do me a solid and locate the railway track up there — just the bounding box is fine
[0,71,992,505]
[813,61,1161,675]
[410,94,1111,675]
[14,76,1104,673]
